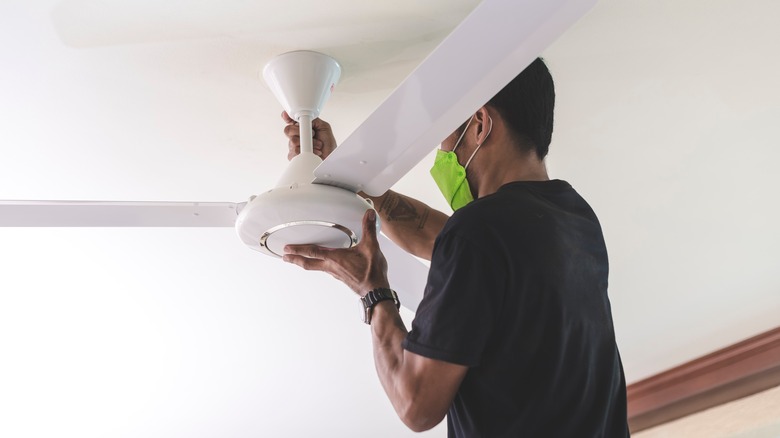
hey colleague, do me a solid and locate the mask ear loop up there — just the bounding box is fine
[464,116,493,169]
[451,115,474,153]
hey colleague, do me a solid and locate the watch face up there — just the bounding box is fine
[358,289,398,324]
[359,298,370,324]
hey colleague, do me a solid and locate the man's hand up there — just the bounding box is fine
[283,111,338,161]
[282,209,389,296]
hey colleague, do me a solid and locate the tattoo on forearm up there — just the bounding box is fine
[378,193,430,230]
[379,193,415,222]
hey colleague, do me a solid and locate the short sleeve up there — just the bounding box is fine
[402,230,505,367]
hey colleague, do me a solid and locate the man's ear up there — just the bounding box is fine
[474,106,492,146]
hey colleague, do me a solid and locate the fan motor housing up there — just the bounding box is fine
[240,50,374,258]
[235,183,375,258]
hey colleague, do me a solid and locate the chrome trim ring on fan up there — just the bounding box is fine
[259,220,359,257]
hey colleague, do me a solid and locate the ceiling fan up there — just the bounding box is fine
[0,0,596,311]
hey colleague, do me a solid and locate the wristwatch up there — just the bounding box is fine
[360,288,400,324]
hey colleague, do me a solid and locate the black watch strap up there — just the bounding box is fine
[360,288,400,324]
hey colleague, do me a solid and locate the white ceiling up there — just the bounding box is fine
[1,0,779,436]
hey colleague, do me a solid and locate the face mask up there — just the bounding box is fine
[430,115,492,211]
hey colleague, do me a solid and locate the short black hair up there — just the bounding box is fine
[487,57,555,159]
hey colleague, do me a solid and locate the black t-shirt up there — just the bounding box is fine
[402,180,629,437]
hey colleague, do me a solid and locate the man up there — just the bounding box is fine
[282,58,629,437]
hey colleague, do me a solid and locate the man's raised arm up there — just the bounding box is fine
[359,191,446,261]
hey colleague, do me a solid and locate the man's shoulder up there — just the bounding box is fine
[438,179,595,248]
[444,182,555,230]
[436,192,531,253]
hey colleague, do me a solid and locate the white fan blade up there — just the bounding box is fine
[0,201,242,227]
[379,233,427,312]
[314,0,596,196]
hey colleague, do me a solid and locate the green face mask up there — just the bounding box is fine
[430,149,475,211]
[430,115,491,211]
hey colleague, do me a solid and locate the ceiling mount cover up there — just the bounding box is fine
[262,50,341,121]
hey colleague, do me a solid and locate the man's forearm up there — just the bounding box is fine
[370,302,451,432]
[371,302,410,407]
[362,190,448,261]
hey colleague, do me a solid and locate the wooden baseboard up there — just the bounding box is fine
[627,326,780,432]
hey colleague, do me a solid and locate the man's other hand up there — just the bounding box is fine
[283,111,338,161]
[282,209,389,296]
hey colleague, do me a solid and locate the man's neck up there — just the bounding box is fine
[476,155,549,198]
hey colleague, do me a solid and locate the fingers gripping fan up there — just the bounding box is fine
[235,51,374,257]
